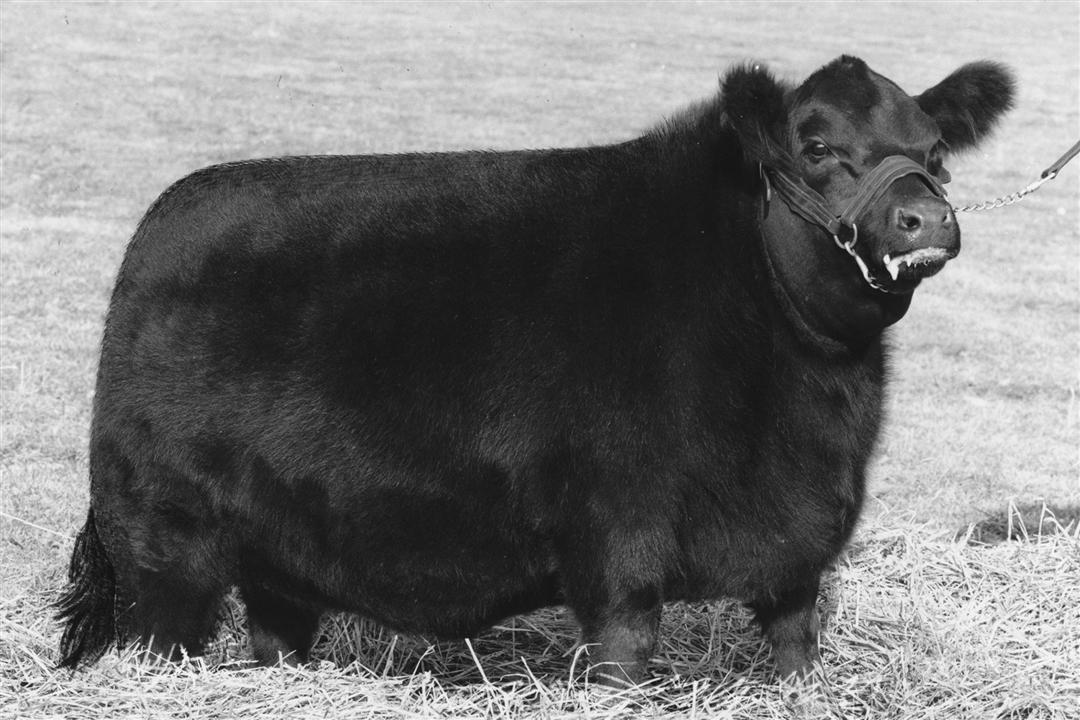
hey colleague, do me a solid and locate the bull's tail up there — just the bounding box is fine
[55,508,118,668]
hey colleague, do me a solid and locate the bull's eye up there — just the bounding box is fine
[928,141,951,182]
[804,141,831,162]
[927,155,951,183]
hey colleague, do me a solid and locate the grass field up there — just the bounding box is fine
[2,2,1078,718]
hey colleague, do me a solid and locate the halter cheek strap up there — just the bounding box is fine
[761,156,947,292]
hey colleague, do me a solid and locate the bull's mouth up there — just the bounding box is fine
[882,246,956,283]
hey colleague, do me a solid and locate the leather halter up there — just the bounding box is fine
[760,156,947,292]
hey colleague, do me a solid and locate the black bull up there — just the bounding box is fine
[57,56,1014,689]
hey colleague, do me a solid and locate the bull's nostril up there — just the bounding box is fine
[896,208,923,232]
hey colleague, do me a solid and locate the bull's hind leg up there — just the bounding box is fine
[92,446,233,663]
[108,521,232,662]
[103,518,231,662]
[239,585,322,666]
[118,566,229,662]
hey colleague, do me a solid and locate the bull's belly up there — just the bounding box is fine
[234,482,562,638]
[336,567,564,639]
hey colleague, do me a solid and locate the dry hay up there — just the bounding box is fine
[3,512,1078,719]
[962,501,1080,545]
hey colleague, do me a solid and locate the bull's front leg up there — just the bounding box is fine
[572,584,664,687]
[750,579,834,715]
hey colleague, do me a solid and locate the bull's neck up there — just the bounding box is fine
[759,196,913,352]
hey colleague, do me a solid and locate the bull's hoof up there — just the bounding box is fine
[779,665,837,719]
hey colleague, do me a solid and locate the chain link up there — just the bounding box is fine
[952,140,1078,214]
[952,173,1056,213]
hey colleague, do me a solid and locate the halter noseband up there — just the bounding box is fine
[760,156,947,292]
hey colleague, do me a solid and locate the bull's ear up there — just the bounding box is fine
[721,63,790,168]
[916,61,1015,152]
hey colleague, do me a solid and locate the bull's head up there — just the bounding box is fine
[722,56,1014,342]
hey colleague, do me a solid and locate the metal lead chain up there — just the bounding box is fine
[952,174,1056,213]
[953,139,1079,214]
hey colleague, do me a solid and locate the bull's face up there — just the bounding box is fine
[723,56,1014,296]
[789,60,960,292]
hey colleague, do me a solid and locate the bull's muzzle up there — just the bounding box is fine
[763,156,955,292]
[882,194,959,282]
